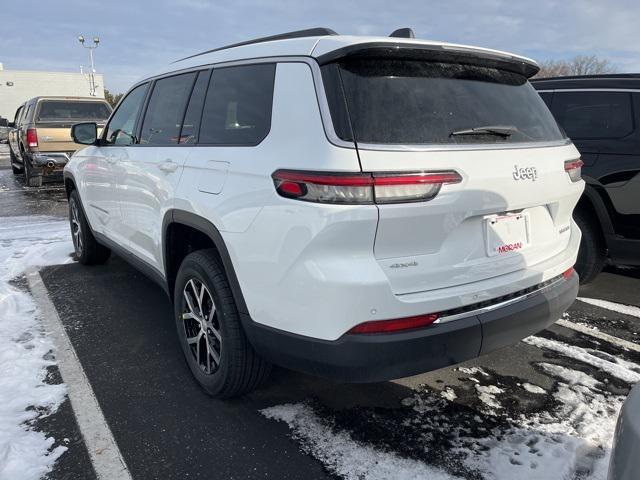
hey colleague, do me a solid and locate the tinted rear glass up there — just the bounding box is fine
[323,60,565,145]
[37,101,111,122]
[551,91,634,140]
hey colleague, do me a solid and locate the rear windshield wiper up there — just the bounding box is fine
[450,125,517,138]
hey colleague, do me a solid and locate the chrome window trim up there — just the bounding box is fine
[435,275,566,324]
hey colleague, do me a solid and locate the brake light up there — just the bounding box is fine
[563,267,574,279]
[272,170,462,204]
[349,313,439,334]
[564,159,583,182]
[26,128,38,149]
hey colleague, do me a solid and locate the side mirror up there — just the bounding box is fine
[72,122,98,145]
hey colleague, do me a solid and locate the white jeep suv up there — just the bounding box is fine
[64,28,583,398]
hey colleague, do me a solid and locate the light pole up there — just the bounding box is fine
[78,35,100,96]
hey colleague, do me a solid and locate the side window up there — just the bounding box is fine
[14,106,24,124]
[140,72,196,145]
[179,70,210,144]
[199,63,276,145]
[104,83,149,146]
[552,91,634,140]
[22,105,32,125]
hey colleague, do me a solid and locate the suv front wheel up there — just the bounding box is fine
[174,250,271,398]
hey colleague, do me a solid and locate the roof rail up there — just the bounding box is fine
[174,27,338,63]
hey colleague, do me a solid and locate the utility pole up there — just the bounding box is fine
[78,35,100,96]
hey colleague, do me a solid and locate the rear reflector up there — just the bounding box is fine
[564,159,583,182]
[562,267,574,279]
[272,170,462,204]
[348,313,439,334]
[26,128,38,149]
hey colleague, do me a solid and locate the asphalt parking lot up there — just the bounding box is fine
[1,143,639,479]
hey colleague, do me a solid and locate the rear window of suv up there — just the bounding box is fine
[37,101,111,122]
[322,59,566,145]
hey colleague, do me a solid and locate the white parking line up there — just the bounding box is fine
[27,269,132,480]
[578,297,640,318]
[556,318,640,353]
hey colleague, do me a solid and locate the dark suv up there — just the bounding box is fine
[532,74,640,283]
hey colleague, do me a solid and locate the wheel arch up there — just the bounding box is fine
[63,171,77,199]
[162,210,249,314]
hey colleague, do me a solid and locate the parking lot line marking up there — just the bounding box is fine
[27,269,133,480]
[556,318,640,353]
[578,297,640,318]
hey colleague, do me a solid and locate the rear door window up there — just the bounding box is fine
[36,101,111,122]
[140,72,197,145]
[322,60,565,145]
[199,64,276,146]
[104,83,149,146]
[551,91,634,139]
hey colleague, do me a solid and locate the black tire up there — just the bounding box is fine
[9,148,23,174]
[68,190,111,265]
[574,209,606,284]
[24,156,43,187]
[174,249,271,398]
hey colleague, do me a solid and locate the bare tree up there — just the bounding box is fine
[535,55,615,78]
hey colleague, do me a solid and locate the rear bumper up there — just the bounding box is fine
[244,272,578,382]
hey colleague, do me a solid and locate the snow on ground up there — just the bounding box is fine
[523,335,640,383]
[521,383,546,395]
[261,403,461,480]
[262,299,640,480]
[0,217,73,480]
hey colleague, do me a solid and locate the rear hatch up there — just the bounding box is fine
[320,50,583,295]
[35,99,111,152]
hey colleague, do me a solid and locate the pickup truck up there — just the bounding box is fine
[9,96,111,186]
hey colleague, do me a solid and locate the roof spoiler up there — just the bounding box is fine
[317,42,540,78]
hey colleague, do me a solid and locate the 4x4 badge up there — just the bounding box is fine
[513,165,538,181]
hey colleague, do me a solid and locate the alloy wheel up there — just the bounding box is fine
[182,278,222,374]
[70,201,83,256]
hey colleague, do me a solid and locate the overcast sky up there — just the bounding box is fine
[2,0,639,93]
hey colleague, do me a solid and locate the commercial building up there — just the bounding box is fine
[0,63,105,120]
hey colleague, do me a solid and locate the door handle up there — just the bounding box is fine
[158,160,178,173]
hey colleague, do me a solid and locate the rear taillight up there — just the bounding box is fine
[272,170,462,204]
[26,128,38,149]
[563,267,574,279]
[564,159,583,182]
[348,313,439,334]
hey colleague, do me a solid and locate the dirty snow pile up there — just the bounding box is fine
[262,301,640,480]
[0,216,73,480]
